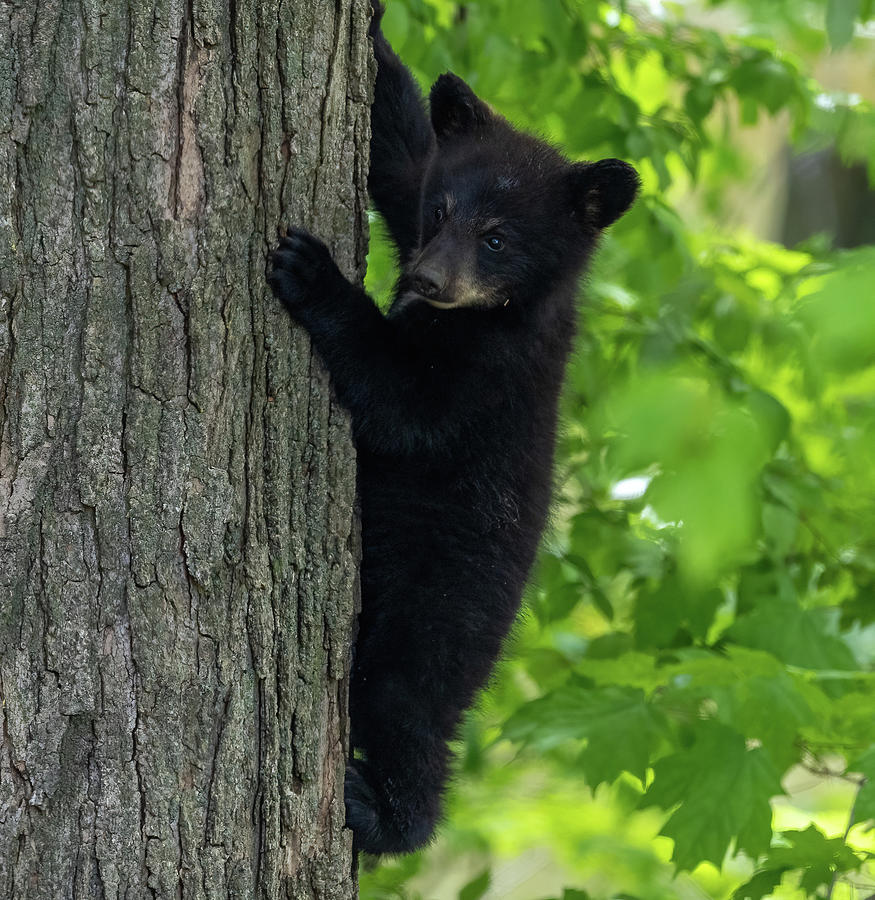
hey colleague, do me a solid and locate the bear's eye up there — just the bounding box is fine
[484,235,504,252]
[434,207,445,224]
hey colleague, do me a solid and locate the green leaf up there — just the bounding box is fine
[358,849,424,900]
[727,667,815,772]
[641,721,782,870]
[826,0,861,48]
[659,647,817,771]
[799,248,875,372]
[813,690,875,749]
[760,502,798,558]
[730,600,857,670]
[732,868,787,900]
[602,372,770,581]
[502,681,665,785]
[849,745,875,825]
[746,389,791,455]
[684,82,715,123]
[634,576,723,647]
[766,825,862,894]
[576,652,662,692]
[539,890,593,900]
[458,869,491,900]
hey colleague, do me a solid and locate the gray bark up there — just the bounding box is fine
[0,0,370,897]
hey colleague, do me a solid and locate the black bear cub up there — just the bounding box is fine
[268,3,639,855]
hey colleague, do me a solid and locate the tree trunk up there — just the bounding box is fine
[0,1,369,897]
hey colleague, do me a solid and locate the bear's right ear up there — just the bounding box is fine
[430,73,494,142]
[569,159,640,229]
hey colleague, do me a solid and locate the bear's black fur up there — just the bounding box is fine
[268,2,639,855]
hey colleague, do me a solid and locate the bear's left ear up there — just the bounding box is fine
[430,73,494,142]
[568,159,640,229]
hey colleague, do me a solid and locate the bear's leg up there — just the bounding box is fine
[345,673,451,854]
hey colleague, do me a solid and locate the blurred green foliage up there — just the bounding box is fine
[361,0,875,897]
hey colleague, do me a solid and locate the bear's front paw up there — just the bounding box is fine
[268,227,344,310]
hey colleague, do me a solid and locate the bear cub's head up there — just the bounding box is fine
[398,73,639,314]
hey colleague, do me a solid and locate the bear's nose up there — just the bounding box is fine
[411,265,446,299]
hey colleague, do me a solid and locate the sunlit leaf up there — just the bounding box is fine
[642,721,782,870]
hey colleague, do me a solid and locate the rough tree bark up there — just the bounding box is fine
[0,0,370,897]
